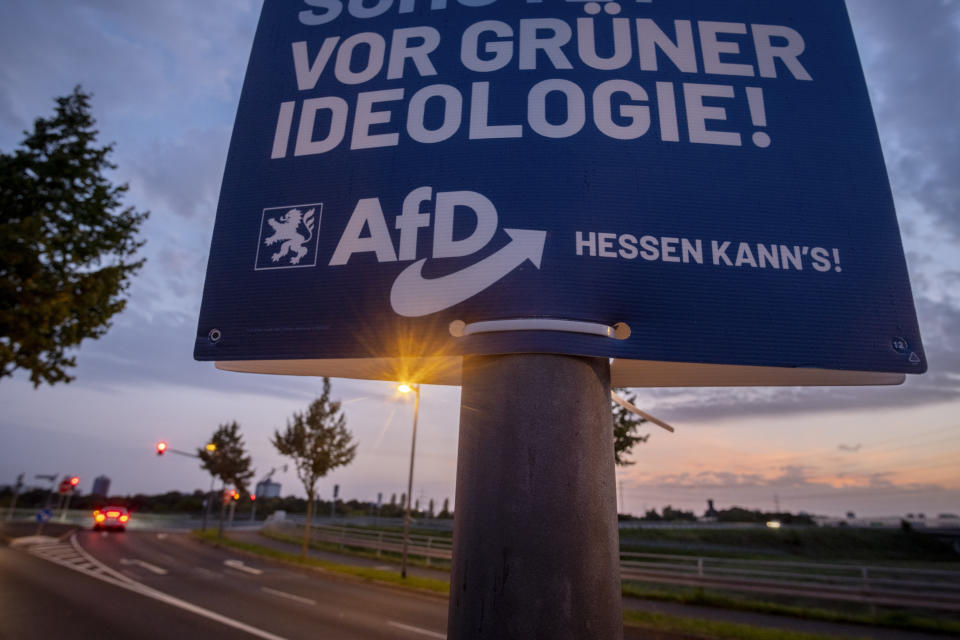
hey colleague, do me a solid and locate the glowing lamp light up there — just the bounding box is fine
[156,441,168,455]
[766,520,782,529]
[397,384,412,394]
[205,443,217,452]
[69,476,80,486]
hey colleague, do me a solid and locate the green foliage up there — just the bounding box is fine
[715,506,815,526]
[272,377,357,499]
[612,388,649,466]
[0,86,148,386]
[198,421,255,492]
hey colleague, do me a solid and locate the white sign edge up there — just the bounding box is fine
[215,358,906,388]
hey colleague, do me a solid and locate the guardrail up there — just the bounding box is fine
[268,521,960,611]
[271,521,452,567]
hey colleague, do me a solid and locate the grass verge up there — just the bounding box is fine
[623,583,960,637]
[192,530,448,594]
[623,611,849,640]
[260,527,448,572]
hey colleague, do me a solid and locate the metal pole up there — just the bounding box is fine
[202,475,214,532]
[400,384,420,579]
[6,473,24,521]
[60,491,73,522]
[447,354,623,640]
[217,484,227,538]
[35,474,57,535]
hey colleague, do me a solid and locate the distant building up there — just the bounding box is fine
[91,475,111,497]
[255,479,281,498]
[705,499,718,517]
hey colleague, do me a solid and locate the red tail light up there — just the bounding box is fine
[119,515,129,523]
[106,511,120,517]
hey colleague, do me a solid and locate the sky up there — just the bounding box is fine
[1,0,957,519]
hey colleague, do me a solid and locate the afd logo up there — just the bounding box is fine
[255,203,323,270]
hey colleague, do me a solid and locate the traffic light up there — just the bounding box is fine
[230,489,240,501]
[69,476,80,487]
[156,441,168,456]
[250,494,257,501]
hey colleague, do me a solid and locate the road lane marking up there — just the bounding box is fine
[260,587,316,606]
[224,559,263,575]
[23,535,289,640]
[121,558,168,575]
[387,621,446,638]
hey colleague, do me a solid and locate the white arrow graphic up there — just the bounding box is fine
[390,228,547,318]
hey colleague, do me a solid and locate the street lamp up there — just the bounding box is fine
[397,382,420,579]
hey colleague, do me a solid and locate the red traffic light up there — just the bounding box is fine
[250,494,257,501]
[69,476,80,486]
[231,490,240,501]
[156,441,168,456]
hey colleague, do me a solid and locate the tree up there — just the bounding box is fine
[198,421,254,538]
[612,388,650,466]
[272,377,357,558]
[0,86,148,386]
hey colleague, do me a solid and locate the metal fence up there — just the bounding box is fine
[270,521,452,567]
[272,521,960,612]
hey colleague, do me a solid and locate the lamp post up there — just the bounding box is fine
[397,382,420,579]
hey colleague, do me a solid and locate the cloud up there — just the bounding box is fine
[848,0,960,237]
[129,127,232,221]
[838,443,862,453]
[633,465,949,497]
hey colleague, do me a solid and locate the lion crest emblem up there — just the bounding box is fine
[263,207,316,265]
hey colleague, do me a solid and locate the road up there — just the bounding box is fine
[2,529,676,640]
[2,530,450,640]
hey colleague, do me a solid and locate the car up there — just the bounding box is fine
[93,507,130,531]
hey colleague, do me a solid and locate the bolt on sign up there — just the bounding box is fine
[195,0,925,387]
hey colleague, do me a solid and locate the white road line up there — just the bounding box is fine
[121,558,168,575]
[386,621,446,639]
[224,559,263,575]
[260,587,316,606]
[24,534,289,640]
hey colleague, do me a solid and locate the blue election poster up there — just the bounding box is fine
[195,0,925,385]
